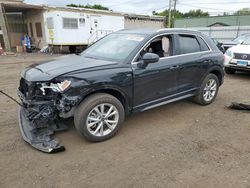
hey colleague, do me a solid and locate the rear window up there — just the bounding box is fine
[197,36,210,51]
[178,35,201,54]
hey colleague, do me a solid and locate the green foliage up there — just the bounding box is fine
[153,9,209,18]
[186,9,209,18]
[67,3,109,11]
[153,9,209,27]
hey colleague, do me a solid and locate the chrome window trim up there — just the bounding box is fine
[131,32,212,65]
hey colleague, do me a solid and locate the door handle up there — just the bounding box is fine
[169,65,180,70]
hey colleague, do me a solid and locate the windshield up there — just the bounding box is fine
[233,35,250,43]
[242,37,250,45]
[83,33,145,62]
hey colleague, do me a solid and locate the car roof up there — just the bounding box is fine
[117,28,202,36]
[240,33,250,36]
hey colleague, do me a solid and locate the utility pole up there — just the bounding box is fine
[168,0,172,28]
[172,0,177,28]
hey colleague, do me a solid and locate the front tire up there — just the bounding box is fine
[225,67,236,74]
[194,73,219,105]
[74,93,125,142]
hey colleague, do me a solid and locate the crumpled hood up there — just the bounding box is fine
[21,55,117,82]
[229,44,250,54]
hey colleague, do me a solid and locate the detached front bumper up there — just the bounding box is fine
[18,107,67,153]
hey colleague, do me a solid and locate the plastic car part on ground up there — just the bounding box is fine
[229,102,250,111]
[18,107,68,153]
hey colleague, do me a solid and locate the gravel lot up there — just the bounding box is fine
[1,54,250,188]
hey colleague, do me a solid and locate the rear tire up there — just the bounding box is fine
[74,93,125,142]
[225,67,236,74]
[194,73,219,105]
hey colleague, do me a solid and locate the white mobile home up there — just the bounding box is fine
[44,8,125,48]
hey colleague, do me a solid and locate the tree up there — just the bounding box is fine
[153,9,209,18]
[67,4,109,11]
[153,9,184,19]
[153,9,209,27]
[184,9,209,18]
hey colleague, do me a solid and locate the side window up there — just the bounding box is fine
[62,18,78,29]
[178,35,200,54]
[197,36,210,51]
[137,35,173,61]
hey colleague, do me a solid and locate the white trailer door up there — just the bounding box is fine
[90,15,101,34]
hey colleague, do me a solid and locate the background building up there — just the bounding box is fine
[174,15,250,28]
[174,15,250,42]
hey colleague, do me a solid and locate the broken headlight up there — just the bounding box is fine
[40,80,71,95]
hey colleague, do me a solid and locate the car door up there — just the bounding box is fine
[174,34,211,94]
[132,34,180,111]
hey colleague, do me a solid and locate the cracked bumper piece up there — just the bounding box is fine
[18,107,67,153]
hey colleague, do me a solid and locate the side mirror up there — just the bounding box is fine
[142,53,159,64]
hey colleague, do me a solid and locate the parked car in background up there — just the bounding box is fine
[18,29,224,153]
[212,38,225,53]
[223,33,250,51]
[224,38,250,74]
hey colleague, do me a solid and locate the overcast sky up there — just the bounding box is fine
[24,0,250,15]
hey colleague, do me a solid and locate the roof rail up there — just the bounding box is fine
[156,28,201,33]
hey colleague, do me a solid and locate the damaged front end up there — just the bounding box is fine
[18,77,81,153]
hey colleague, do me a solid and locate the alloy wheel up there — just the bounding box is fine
[86,103,119,136]
[203,78,217,102]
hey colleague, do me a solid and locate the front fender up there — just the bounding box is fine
[61,68,133,114]
[84,84,132,112]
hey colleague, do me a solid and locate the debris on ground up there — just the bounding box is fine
[229,102,250,111]
[40,46,49,53]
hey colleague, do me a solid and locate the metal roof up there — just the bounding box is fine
[1,2,165,21]
[46,5,122,16]
[124,14,165,21]
[174,15,250,27]
[2,2,45,12]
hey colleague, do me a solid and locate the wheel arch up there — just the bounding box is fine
[79,87,132,115]
[209,68,224,85]
[204,66,224,86]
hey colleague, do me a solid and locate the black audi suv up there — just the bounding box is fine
[18,29,224,152]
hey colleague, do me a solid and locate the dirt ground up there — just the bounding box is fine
[1,53,250,188]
